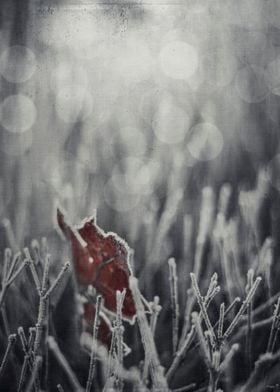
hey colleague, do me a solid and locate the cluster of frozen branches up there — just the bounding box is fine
[0,173,280,391]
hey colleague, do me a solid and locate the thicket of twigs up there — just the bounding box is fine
[0,167,280,392]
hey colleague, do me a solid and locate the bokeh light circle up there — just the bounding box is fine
[115,157,160,196]
[104,156,160,212]
[0,94,36,133]
[0,45,36,83]
[159,40,198,80]
[187,122,224,161]
[104,174,140,212]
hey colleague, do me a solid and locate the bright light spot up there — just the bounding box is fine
[104,174,140,212]
[159,40,198,80]
[104,157,160,211]
[266,57,280,96]
[0,46,36,83]
[55,86,93,123]
[187,122,223,161]
[115,157,160,195]
[235,65,269,103]
[152,98,191,144]
[0,95,36,133]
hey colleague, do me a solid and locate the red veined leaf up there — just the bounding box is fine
[57,208,136,318]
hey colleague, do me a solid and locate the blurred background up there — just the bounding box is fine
[0,0,280,263]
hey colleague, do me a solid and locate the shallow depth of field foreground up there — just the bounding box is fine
[1,1,280,392]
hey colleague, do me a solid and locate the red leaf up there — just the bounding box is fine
[57,209,136,318]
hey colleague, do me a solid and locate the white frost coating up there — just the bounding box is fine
[80,215,137,269]
[76,214,131,256]
[70,227,87,249]
[129,277,169,391]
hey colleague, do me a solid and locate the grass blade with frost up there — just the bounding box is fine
[129,277,168,391]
